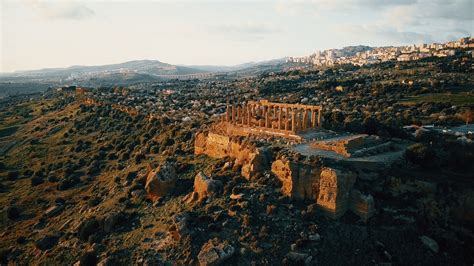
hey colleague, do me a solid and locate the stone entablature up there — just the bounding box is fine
[221,100,322,136]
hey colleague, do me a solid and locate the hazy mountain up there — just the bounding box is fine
[2,60,208,79]
[186,57,288,72]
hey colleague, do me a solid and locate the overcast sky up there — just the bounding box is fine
[1,0,472,72]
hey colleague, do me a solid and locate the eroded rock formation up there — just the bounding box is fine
[185,172,222,203]
[145,161,177,199]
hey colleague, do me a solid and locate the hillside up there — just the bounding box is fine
[0,53,473,265]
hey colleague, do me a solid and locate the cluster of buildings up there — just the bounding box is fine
[288,37,474,67]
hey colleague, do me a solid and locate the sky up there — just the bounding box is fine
[0,0,473,72]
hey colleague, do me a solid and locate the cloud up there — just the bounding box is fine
[28,1,95,20]
[275,0,417,15]
[277,0,472,45]
[337,24,435,44]
[209,21,283,40]
[276,0,472,23]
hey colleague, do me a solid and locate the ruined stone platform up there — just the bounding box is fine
[195,100,409,221]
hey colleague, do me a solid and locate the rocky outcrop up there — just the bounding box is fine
[185,172,222,203]
[195,132,269,180]
[271,158,321,200]
[145,161,177,199]
[197,239,235,266]
[240,148,270,181]
[317,167,357,219]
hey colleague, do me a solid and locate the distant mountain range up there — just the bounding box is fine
[2,60,207,79]
[0,58,288,80]
[0,58,289,95]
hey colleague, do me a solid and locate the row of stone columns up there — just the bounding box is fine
[223,103,322,133]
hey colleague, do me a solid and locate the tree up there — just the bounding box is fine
[405,143,436,168]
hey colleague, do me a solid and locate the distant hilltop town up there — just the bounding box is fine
[288,37,474,67]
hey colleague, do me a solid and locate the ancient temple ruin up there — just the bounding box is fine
[220,100,322,136]
[196,99,408,221]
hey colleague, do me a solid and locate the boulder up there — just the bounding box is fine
[6,206,21,220]
[34,234,59,250]
[45,204,64,218]
[190,172,222,203]
[103,212,123,233]
[420,235,439,253]
[197,239,235,266]
[168,213,190,241]
[145,161,177,199]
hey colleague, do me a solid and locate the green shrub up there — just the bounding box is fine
[405,143,436,168]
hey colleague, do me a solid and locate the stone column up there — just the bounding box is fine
[247,105,251,126]
[270,106,275,129]
[265,106,270,128]
[303,109,308,130]
[285,108,290,131]
[237,106,241,124]
[311,109,317,128]
[278,107,282,130]
[291,110,297,133]
[317,108,322,127]
[226,104,231,122]
[259,106,264,127]
[231,104,236,123]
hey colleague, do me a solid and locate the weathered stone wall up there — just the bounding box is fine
[271,158,321,201]
[195,132,269,180]
[317,167,357,219]
[271,160,360,219]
